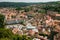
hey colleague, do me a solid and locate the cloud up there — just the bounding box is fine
[0,0,60,2]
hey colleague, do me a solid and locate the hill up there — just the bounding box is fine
[0,1,60,12]
[0,2,42,7]
[0,1,60,7]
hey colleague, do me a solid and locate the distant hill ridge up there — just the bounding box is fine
[0,1,60,7]
[0,2,42,7]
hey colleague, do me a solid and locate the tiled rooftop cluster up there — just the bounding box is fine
[0,6,60,40]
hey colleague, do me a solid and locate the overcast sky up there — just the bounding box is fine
[0,0,60,2]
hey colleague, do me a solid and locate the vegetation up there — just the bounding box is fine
[11,15,16,18]
[19,20,25,25]
[15,7,23,13]
[0,2,41,7]
[0,1,60,40]
[0,14,5,28]
[0,14,32,40]
[42,5,60,13]
[38,9,45,14]
[0,28,13,39]
[0,28,32,40]
[0,2,60,13]
[24,8,30,12]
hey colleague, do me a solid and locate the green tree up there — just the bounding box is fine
[11,15,16,18]
[24,8,30,12]
[0,28,13,40]
[15,7,23,14]
[42,5,49,14]
[0,28,33,40]
[0,14,5,28]
[38,9,45,14]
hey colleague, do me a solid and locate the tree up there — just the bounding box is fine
[0,28,33,40]
[24,8,30,12]
[11,15,16,18]
[42,5,49,14]
[0,28,13,40]
[48,31,58,40]
[38,9,45,14]
[15,7,23,14]
[0,14,5,28]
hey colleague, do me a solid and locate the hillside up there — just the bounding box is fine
[0,1,60,12]
[0,2,42,7]
[0,1,60,7]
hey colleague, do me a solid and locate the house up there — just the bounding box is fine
[33,38,40,40]
[12,28,23,35]
[5,19,25,29]
[26,23,36,30]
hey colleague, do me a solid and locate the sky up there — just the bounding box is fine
[0,0,60,2]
